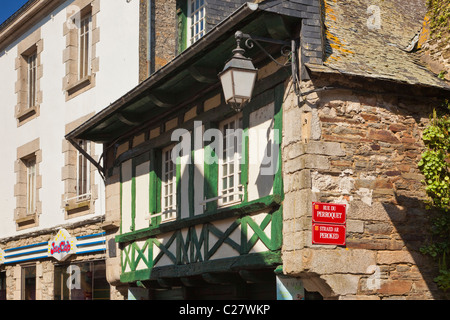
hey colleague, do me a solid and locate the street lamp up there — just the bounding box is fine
[219,31,299,112]
[218,32,258,112]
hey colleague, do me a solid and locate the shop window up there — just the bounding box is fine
[54,261,109,300]
[0,271,6,300]
[218,114,243,206]
[22,265,36,300]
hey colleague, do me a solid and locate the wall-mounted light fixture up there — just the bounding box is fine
[219,31,299,112]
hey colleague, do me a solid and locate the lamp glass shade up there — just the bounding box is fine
[219,69,234,103]
[232,68,257,102]
[219,67,258,106]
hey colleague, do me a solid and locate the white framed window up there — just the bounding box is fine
[76,140,91,201]
[187,0,206,46]
[26,158,36,215]
[218,114,243,207]
[78,12,92,80]
[161,146,177,222]
[27,52,37,109]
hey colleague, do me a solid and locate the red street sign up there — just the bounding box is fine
[312,223,346,246]
[312,202,346,225]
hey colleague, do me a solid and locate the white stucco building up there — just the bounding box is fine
[0,0,147,300]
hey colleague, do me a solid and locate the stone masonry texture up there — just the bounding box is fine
[281,71,447,299]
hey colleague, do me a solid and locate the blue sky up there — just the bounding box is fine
[0,0,29,25]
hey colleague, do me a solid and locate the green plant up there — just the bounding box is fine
[418,100,450,292]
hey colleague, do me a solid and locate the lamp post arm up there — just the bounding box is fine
[235,31,295,67]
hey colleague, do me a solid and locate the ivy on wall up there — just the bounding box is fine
[418,100,450,292]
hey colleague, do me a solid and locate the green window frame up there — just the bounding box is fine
[176,0,206,53]
[161,145,177,222]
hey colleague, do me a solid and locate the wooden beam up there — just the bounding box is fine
[148,93,176,108]
[157,277,183,288]
[117,112,141,126]
[181,276,207,287]
[239,269,275,283]
[188,65,218,84]
[202,272,244,285]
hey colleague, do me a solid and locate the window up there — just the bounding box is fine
[54,261,109,300]
[63,1,99,99]
[76,140,91,200]
[15,28,42,125]
[22,265,36,300]
[15,139,41,230]
[218,114,243,206]
[188,0,206,45]
[78,12,92,80]
[63,117,97,218]
[27,51,37,109]
[161,146,177,222]
[26,158,37,215]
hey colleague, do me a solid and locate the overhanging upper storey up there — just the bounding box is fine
[65,2,308,145]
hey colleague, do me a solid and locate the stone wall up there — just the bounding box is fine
[281,73,446,299]
[154,0,177,71]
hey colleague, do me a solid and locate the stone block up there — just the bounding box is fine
[377,280,412,295]
[347,201,407,222]
[305,141,346,156]
[283,189,313,220]
[285,155,330,173]
[377,250,415,265]
[368,129,400,144]
[283,106,303,145]
[299,248,377,275]
[339,295,380,300]
[283,142,305,160]
[283,169,311,192]
[347,219,364,233]
[322,274,360,295]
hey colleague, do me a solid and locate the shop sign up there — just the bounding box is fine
[48,229,77,261]
[312,202,346,224]
[312,223,346,246]
[276,275,305,300]
[0,248,4,265]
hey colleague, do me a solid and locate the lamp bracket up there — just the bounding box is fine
[234,31,300,98]
[235,31,294,68]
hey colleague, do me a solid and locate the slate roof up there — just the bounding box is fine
[312,0,450,91]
